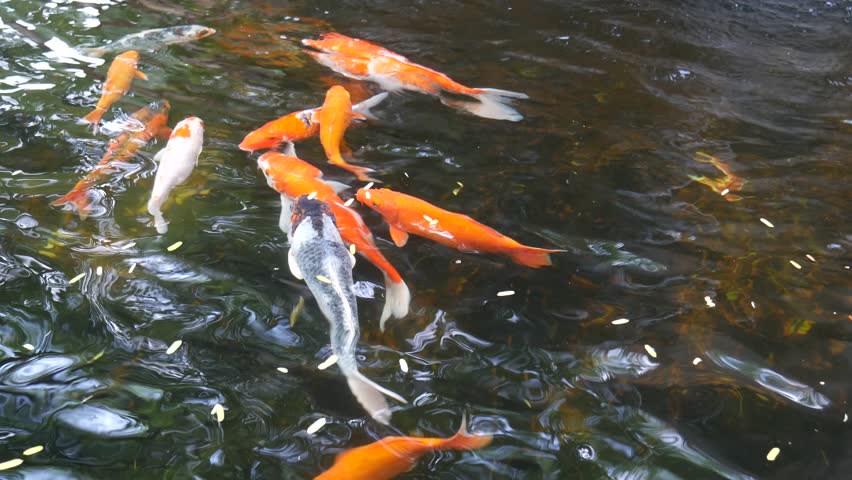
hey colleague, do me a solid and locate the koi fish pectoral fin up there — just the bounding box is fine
[287,249,304,279]
[135,70,148,81]
[388,226,409,247]
[280,141,297,158]
[350,112,368,121]
[278,194,293,238]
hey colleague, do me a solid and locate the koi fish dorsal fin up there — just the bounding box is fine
[441,416,493,451]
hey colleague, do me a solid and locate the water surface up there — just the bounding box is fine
[1,0,850,478]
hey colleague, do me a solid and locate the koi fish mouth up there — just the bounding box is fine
[197,28,217,39]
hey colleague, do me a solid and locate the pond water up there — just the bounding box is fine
[1,0,850,478]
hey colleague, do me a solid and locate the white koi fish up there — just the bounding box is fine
[147,117,204,234]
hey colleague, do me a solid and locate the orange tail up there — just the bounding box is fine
[333,160,378,182]
[50,188,92,219]
[509,246,564,268]
[440,417,493,451]
[81,107,105,126]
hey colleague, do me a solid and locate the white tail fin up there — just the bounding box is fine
[147,198,169,234]
[343,367,407,425]
[444,88,528,122]
[352,92,389,120]
[380,273,410,331]
[153,213,169,234]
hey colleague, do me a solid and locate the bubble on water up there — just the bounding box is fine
[577,444,596,460]
[0,75,33,87]
[54,404,149,438]
[15,214,38,229]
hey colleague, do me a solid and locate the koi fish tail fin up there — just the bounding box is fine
[80,107,105,131]
[352,92,389,120]
[50,188,92,220]
[380,273,410,331]
[442,415,493,451]
[447,88,528,122]
[510,246,564,268]
[335,161,378,183]
[147,199,169,234]
[342,366,407,425]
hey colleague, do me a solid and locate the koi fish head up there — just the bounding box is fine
[149,99,171,115]
[239,124,280,151]
[170,116,204,140]
[239,110,318,151]
[325,85,351,101]
[301,32,382,58]
[116,50,140,62]
[356,187,399,223]
[257,152,322,192]
[301,32,355,53]
[291,196,335,232]
[190,25,217,39]
[321,86,352,116]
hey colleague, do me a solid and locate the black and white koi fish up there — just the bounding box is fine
[287,196,406,424]
[82,25,216,57]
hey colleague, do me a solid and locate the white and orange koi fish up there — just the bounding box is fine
[147,117,204,233]
[303,33,528,121]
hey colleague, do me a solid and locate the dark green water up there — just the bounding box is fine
[1,0,851,478]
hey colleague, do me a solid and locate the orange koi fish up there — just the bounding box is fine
[315,417,492,480]
[53,100,170,219]
[356,188,564,268]
[80,51,148,130]
[258,150,410,327]
[317,86,375,181]
[238,92,387,152]
[688,151,746,201]
[302,32,528,121]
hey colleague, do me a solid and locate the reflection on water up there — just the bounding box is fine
[1,0,850,478]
